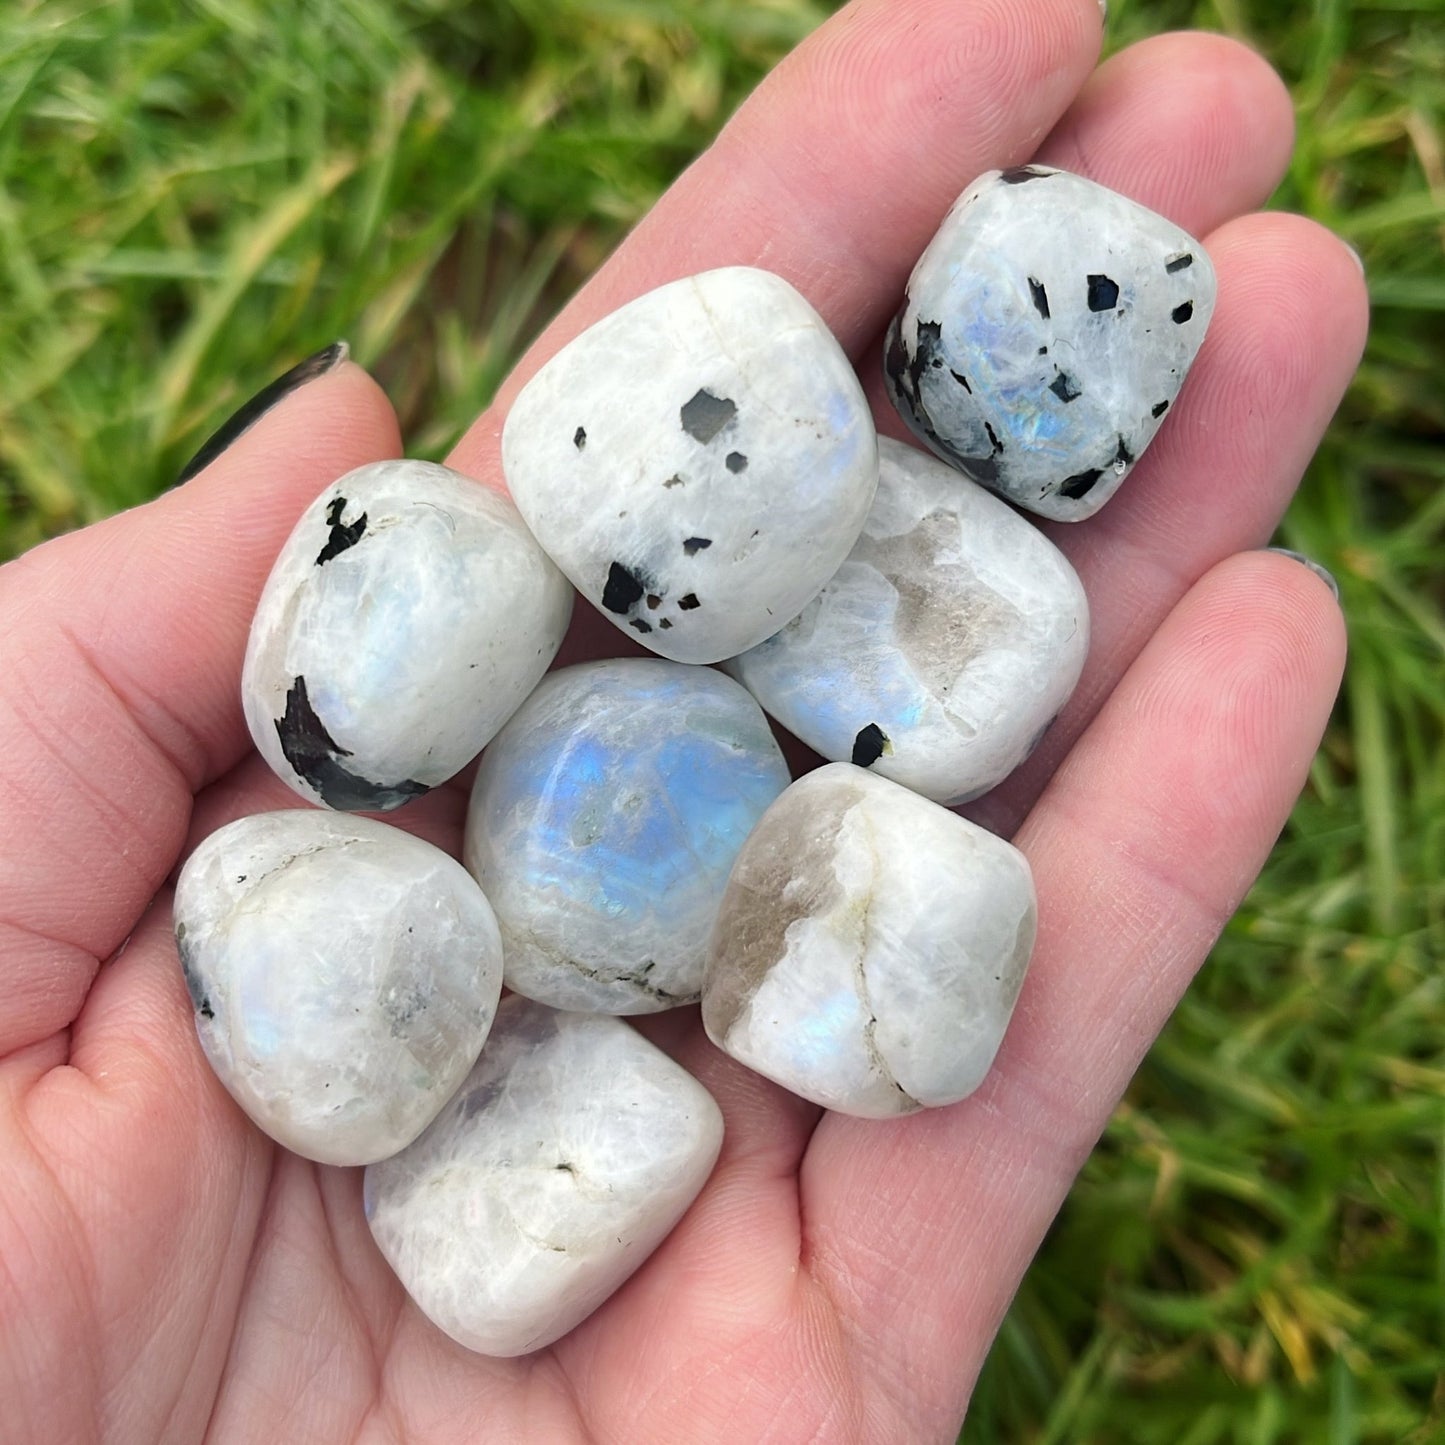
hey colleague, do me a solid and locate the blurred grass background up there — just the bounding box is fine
[2,0,1441,1439]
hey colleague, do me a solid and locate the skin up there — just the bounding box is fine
[0,1,1365,1440]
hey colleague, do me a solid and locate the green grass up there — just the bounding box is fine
[4,0,1444,1440]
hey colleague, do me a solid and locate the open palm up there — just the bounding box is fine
[0,2,1363,1440]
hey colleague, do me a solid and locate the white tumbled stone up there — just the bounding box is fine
[885,166,1216,521]
[728,437,1088,805]
[702,764,1036,1118]
[243,459,572,811]
[502,266,879,663]
[465,659,790,1014]
[174,810,504,1166]
[364,996,723,1357]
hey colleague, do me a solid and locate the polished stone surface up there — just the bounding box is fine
[464,659,790,1013]
[364,996,723,1357]
[885,166,1215,521]
[702,764,1036,1118]
[728,437,1089,804]
[502,267,879,663]
[244,459,572,811]
[174,810,504,1166]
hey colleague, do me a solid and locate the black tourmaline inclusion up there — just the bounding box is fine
[275,676,428,811]
[851,723,889,768]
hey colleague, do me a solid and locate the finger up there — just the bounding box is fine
[0,359,402,1058]
[2,899,273,1445]
[797,551,1346,1435]
[968,213,1366,837]
[1036,31,1295,233]
[448,0,1106,484]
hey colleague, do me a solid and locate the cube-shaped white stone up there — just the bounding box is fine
[365,997,723,1356]
[502,267,879,663]
[728,437,1089,804]
[703,764,1036,1118]
[885,167,1215,521]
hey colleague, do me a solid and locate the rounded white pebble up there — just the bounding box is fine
[174,810,504,1166]
[364,996,724,1356]
[501,266,879,663]
[728,436,1089,804]
[702,764,1037,1118]
[885,167,1215,521]
[243,459,573,811]
[464,658,790,1014]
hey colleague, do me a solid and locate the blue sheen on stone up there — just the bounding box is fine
[884,167,1215,521]
[727,438,1089,806]
[464,658,791,1013]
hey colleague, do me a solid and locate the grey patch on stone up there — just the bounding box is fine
[852,510,1022,702]
[703,787,856,1039]
[1049,370,1082,404]
[680,389,737,444]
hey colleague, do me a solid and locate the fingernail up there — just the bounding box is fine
[1265,547,1340,602]
[1344,241,1366,278]
[175,341,350,485]
[1098,0,1108,22]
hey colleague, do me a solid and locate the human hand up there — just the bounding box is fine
[0,1,1363,1439]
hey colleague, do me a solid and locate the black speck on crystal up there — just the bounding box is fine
[1114,436,1134,467]
[1028,277,1050,320]
[683,537,712,556]
[999,165,1051,184]
[274,675,427,811]
[629,618,653,634]
[1049,371,1081,404]
[680,389,737,444]
[851,723,888,768]
[1165,253,1194,274]
[601,561,646,614]
[725,452,748,474]
[1172,300,1194,324]
[1058,468,1104,500]
[950,369,972,393]
[315,495,367,566]
[573,426,587,449]
[1151,400,1170,418]
[907,319,944,408]
[1086,275,1120,312]
[678,593,701,611]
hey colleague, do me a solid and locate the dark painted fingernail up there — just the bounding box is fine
[174,341,349,485]
[1265,547,1340,601]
